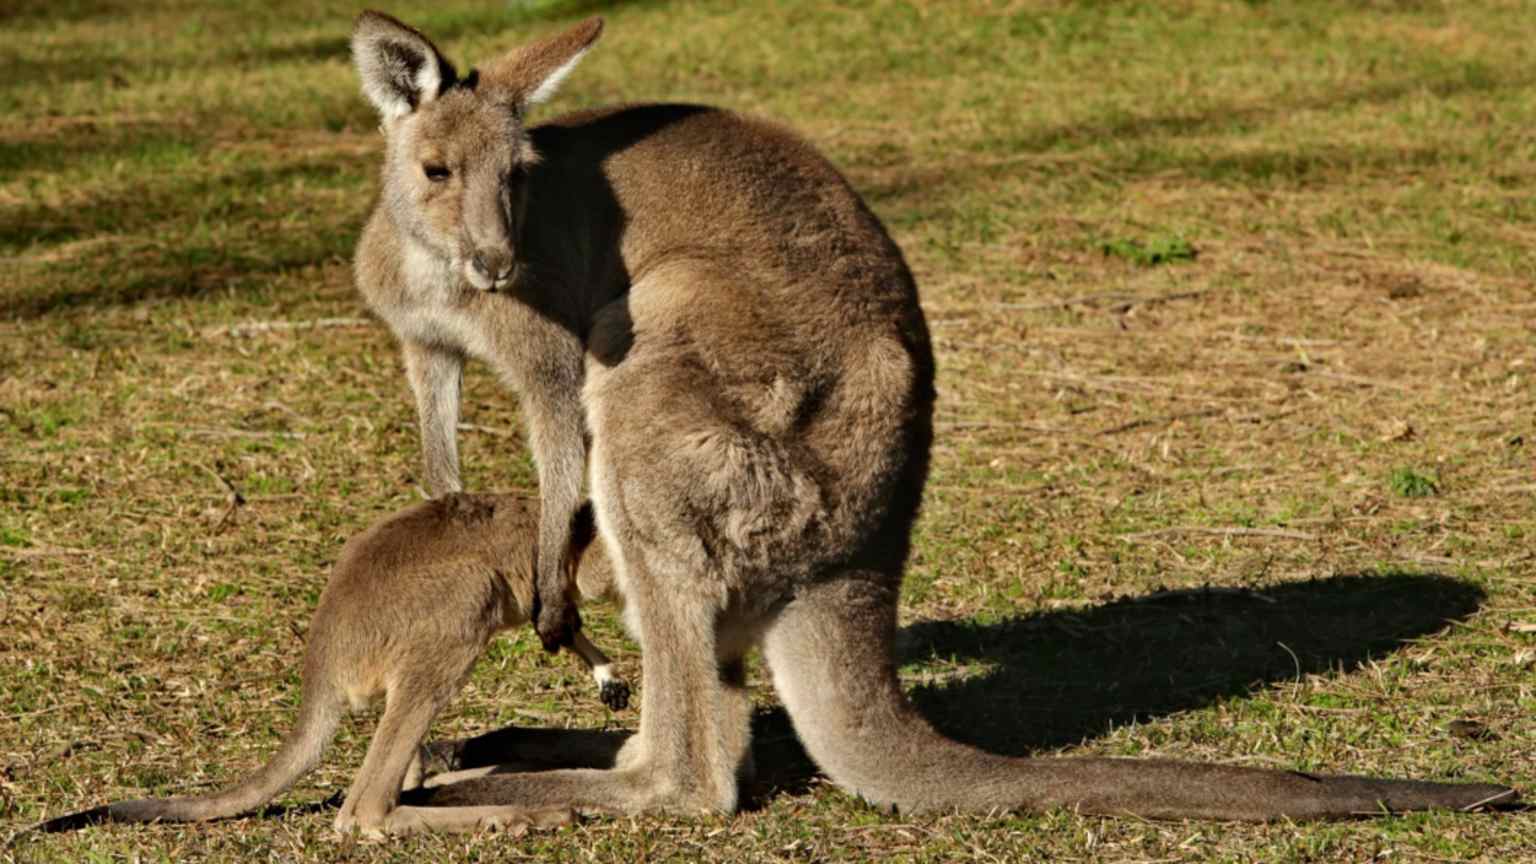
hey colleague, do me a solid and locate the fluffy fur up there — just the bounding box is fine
[354,12,1519,823]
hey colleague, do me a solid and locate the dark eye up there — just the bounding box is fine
[423,164,451,182]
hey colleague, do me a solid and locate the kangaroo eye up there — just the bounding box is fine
[423,164,451,182]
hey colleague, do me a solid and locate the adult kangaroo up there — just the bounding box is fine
[352,11,1518,820]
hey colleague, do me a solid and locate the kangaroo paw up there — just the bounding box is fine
[600,678,630,711]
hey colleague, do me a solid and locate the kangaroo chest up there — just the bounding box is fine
[379,244,506,363]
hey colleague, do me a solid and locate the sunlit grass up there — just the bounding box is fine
[3,1,1533,861]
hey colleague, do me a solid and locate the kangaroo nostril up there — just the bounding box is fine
[471,250,511,282]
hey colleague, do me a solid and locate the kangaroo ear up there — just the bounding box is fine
[482,17,603,108]
[352,10,457,120]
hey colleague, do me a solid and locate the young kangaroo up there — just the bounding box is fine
[356,13,1519,822]
[352,13,603,653]
[44,495,626,837]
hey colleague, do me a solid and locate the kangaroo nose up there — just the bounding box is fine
[472,250,513,284]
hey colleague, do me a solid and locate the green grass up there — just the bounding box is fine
[1101,234,1199,266]
[4,0,1535,861]
[1390,467,1441,498]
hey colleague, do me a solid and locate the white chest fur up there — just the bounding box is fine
[380,242,498,361]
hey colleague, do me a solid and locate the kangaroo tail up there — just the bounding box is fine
[762,575,1520,821]
[39,691,347,830]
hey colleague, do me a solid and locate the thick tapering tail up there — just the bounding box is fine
[94,693,343,826]
[763,575,1520,821]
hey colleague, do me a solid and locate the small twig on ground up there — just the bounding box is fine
[1118,526,1319,542]
[1231,408,1301,425]
[5,701,86,720]
[935,420,1066,435]
[0,544,121,569]
[1277,640,1304,700]
[998,289,1207,313]
[196,462,245,534]
[181,426,307,440]
[1221,333,1345,347]
[203,317,372,338]
[0,546,94,559]
[1306,370,1413,392]
[1292,703,1367,714]
[1099,408,1222,435]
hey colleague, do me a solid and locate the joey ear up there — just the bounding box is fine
[481,17,604,108]
[352,10,457,120]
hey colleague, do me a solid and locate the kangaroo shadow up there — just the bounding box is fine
[746,571,1486,803]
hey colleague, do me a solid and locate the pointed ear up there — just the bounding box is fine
[352,10,457,120]
[481,17,603,108]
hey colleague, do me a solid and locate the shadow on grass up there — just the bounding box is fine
[746,571,1483,803]
[0,125,202,183]
[239,1,661,69]
[386,571,1483,808]
[857,69,1527,208]
[15,573,1505,829]
[2,1,660,91]
[0,0,127,25]
[2,158,367,320]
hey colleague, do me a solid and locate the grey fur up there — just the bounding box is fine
[357,13,1519,822]
[353,10,605,652]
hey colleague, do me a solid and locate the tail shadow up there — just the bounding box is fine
[748,571,1486,802]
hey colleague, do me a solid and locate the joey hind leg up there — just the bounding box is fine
[334,690,446,838]
[337,692,576,837]
[408,562,751,813]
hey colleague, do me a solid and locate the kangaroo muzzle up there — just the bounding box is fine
[469,248,514,290]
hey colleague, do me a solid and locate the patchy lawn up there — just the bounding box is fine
[3,1,1533,861]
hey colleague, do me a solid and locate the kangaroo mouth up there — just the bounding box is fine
[461,259,518,292]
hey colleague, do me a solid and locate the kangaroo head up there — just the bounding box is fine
[352,11,603,291]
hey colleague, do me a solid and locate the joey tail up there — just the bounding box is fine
[763,577,1521,821]
[29,691,345,832]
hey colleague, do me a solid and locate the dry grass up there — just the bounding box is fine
[3,0,1534,861]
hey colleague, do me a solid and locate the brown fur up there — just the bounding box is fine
[352,10,603,652]
[73,495,624,837]
[355,13,1518,822]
